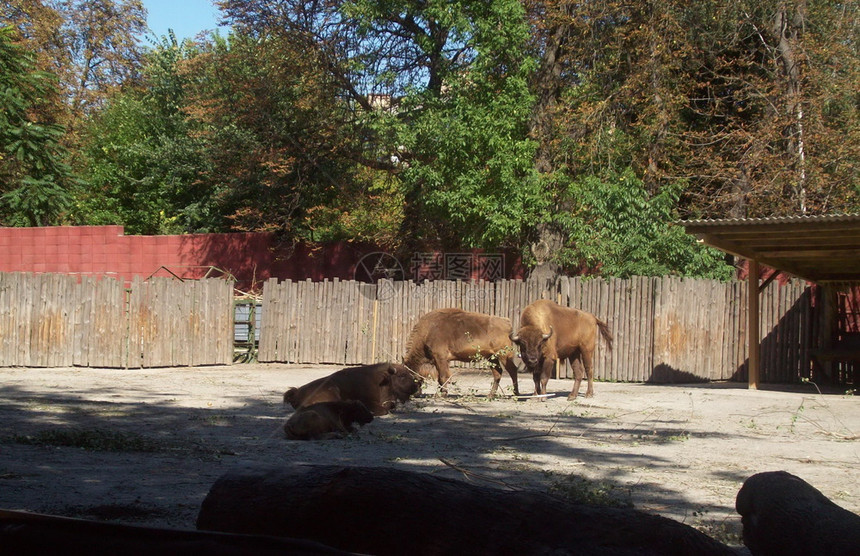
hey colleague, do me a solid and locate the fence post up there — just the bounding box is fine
[371,297,379,362]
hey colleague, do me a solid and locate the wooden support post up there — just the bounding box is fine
[818,284,836,380]
[748,259,760,389]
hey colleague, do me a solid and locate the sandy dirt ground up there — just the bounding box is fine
[0,363,858,551]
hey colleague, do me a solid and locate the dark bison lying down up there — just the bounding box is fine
[284,400,374,441]
[736,471,860,556]
[0,509,353,555]
[283,362,422,416]
[197,464,735,556]
[404,308,520,397]
[512,299,613,399]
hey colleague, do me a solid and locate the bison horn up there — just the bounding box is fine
[542,326,554,341]
[509,332,520,342]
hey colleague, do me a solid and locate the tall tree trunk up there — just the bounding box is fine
[645,0,669,194]
[773,3,807,214]
[527,11,570,287]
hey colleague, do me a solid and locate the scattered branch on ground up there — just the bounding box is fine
[438,458,519,490]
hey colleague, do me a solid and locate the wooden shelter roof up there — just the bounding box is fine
[681,214,860,388]
[680,214,860,283]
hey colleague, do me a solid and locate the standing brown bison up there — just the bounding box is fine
[511,299,612,399]
[283,362,422,416]
[403,308,520,398]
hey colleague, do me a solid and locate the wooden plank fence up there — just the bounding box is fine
[0,273,233,368]
[0,271,817,383]
[258,276,814,383]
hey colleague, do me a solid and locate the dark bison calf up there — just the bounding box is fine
[198,464,735,556]
[735,470,860,556]
[283,362,422,416]
[284,400,374,440]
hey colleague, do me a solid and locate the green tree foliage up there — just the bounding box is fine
[181,31,373,243]
[10,1,855,282]
[75,34,213,234]
[0,26,73,226]
[559,169,733,279]
[218,0,543,252]
[388,0,543,248]
[1,0,147,137]
[523,0,856,278]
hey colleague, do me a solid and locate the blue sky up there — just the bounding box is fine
[140,0,228,42]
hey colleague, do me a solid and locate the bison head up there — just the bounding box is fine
[283,387,298,407]
[510,326,553,369]
[383,363,424,402]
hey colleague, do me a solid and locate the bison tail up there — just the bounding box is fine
[597,319,614,350]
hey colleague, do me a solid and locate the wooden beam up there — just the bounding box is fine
[748,259,760,389]
[683,221,860,236]
[696,234,757,260]
[759,270,780,292]
[682,215,860,284]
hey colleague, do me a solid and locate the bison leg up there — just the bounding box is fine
[488,355,520,398]
[432,355,453,396]
[569,352,595,400]
[532,359,554,401]
[488,365,503,399]
[488,362,516,399]
[503,355,520,396]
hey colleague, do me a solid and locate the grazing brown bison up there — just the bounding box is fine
[284,400,374,440]
[283,362,422,416]
[511,299,612,399]
[403,308,520,398]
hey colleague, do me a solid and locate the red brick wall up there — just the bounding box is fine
[0,226,526,290]
[0,226,290,289]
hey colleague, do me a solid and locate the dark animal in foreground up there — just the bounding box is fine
[404,308,520,397]
[197,464,735,556]
[511,299,613,399]
[735,470,860,556]
[0,508,353,555]
[284,400,374,440]
[282,362,422,416]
